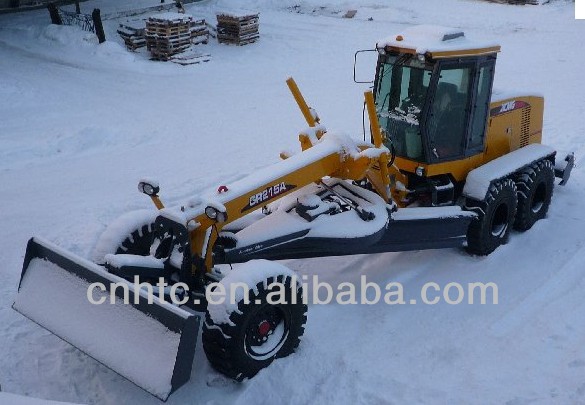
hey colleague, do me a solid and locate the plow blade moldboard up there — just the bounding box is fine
[13,237,200,401]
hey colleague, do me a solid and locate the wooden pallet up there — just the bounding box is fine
[216,12,259,46]
[146,13,195,59]
[147,26,190,35]
[147,45,191,53]
[147,12,193,24]
[191,35,208,45]
[146,32,192,42]
[216,12,259,23]
[115,13,211,60]
[170,50,211,65]
[118,20,147,51]
[217,35,259,45]
[217,16,259,27]
[217,24,258,35]
[122,37,146,51]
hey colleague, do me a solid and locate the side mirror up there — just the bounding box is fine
[353,49,377,84]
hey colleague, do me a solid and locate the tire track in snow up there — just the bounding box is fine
[489,244,585,337]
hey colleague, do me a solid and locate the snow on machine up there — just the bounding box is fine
[13,26,574,400]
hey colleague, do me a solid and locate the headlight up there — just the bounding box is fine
[138,180,160,196]
[205,206,228,223]
[205,206,218,219]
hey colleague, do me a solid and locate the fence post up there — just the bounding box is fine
[75,0,81,14]
[92,8,106,43]
[47,2,62,25]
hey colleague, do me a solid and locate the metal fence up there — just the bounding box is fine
[58,9,95,32]
[47,3,105,43]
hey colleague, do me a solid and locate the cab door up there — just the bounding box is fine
[424,56,496,164]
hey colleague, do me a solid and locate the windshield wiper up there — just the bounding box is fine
[394,54,411,66]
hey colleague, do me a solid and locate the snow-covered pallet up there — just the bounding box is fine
[119,15,208,55]
[170,50,211,65]
[146,13,194,61]
[216,12,259,45]
[148,12,193,26]
[190,18,210,45]
[117,21,146,51]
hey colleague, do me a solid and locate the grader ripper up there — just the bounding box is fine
[13,26,574,400]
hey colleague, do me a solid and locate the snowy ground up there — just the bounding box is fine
[1,0,585,403]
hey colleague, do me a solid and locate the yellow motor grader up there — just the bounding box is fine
[13,26,574,400]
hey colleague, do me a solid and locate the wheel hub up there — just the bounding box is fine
[258,320,272,337]
[248,308,280,345]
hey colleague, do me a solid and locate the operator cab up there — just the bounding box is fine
[374,26,500,166]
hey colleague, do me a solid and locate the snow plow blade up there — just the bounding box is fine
[12,237,200,401]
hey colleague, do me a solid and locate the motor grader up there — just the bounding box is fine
[13,26,574,400]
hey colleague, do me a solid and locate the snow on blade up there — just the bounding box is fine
[12,238,199,401]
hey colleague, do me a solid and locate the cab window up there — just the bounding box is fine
[375,55,432,161]
[426,65,472,161]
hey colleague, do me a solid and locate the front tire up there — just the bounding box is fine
[91,209,158,264]
[466,178,517,256]
[514,159,554,231]
[202,273,307,381]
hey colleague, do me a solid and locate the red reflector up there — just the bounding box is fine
[258,321,271,336]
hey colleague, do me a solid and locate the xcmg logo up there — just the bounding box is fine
[490,100,529,117]
[499,100,516,113]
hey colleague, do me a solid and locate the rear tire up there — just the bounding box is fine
[466,178,517,256]
[514,159,554,231]
[202,274,307,381]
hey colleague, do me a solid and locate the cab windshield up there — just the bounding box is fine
[375,55,432,161]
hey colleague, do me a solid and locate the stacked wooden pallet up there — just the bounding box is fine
[118,17,209,53]
[145,12,193,61]
[117,20,146,51]
[190,18,210,45]
[216,12,259,45]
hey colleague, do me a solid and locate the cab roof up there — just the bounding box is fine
[376,25,500,59]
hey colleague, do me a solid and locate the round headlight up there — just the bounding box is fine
[205,206,218,219]
[138,180,160,196]
[216,211,227,223]
[143,183,154,195]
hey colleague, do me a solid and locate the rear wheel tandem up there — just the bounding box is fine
[466,178,518,256]
[202,273,307,381]
[514,159,555,231]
